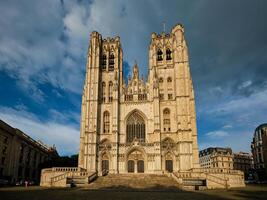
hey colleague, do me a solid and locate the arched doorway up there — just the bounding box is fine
[165,160,173,172]
[127,149,145,173]
[101,153,109,172]
[165,152,174,173]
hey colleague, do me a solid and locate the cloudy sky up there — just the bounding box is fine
[0,0,266,155]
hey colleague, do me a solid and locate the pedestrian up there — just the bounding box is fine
[25,180,28,188]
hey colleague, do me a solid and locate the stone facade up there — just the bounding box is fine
[233,152,253,179]
[78,23,199,174]
[199,147,234,170]
[251,123,267,180]
[0,120,58,184]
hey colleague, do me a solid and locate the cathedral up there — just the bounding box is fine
[78,23,200,174]
[40,23,245,188]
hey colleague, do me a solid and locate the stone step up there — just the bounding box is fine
[87,174,181,190]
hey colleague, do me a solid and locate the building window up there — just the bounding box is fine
[102,82,106,103]
[166,48,172,60]
[159,93,164,100]
[126,112,145,143]
[2,146,7,155]
[163,108,171,132]
[19,145,24,163]
[102,54,107,70]
[168,94,173,100]
[159,77,164,88]
[167,77,172,83]
[157,49,163,61]
[108,82,113,102]
[3,136,8,144]
[109,53,114,71]
[103,111,110,133]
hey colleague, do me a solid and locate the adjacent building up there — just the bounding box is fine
[251,123,267,180]
[233,152,253,179]
[0,119,58,184]
[199,147,233,170]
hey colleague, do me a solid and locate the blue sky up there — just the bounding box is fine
[0,0,266,155]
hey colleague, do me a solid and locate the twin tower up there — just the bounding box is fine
[79,24,200,174]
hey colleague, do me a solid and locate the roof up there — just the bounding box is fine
[0,119,58,155]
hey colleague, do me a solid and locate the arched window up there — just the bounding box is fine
[163,108,170,132]
[102,82,106,103]
[108,81,113,102]
[159,77,164,87]
[126,112,145,143]
[103,111,110,133]
[166,48,172,60]
[102,54,107,70]
[109,53,114,71]
[167,77,172,83]
[157,49,163,61]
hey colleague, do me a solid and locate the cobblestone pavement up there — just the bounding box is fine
[1,184,267,200]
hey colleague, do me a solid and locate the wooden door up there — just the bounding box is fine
[165,160,173,172]
[128,160,134,173]
[102,160,109,171]
[137,160,144,173]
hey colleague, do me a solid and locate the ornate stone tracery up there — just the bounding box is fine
[126,111,146,143]
[78,23,200,174]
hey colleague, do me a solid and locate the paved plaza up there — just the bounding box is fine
[1,184,267,200]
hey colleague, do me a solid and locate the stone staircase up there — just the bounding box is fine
[86,174,181,190]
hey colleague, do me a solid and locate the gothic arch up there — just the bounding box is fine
[125,109,147,143]
[125,146,147,173]
[103,111,110,133]
[125,146,146,159]
[125,109,147,123]
[161,138,176,172]
[163,108,171,132]
[99,138,111,145]
[162,137,174,144]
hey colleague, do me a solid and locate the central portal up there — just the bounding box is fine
[127,149,145,173]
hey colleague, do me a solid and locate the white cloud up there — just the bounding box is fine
[199,130,252,153]
[0,106,80,156]
[205,130,229,138]
[222,124,232,129]
[238,80,252,90]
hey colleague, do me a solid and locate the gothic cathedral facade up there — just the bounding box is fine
[78,24,200,174]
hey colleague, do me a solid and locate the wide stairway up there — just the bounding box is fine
[86,174,181,190]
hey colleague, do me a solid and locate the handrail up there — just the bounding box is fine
[51,167,79,172]
[51,170,96,185]
[51,171,72,183]
[88,171,98,183]
[191,168,242,175]
[206,173,228,188]
[102,169,109,176]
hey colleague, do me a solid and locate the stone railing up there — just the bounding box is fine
[88,171,98,183]
[51,170,93,182]
[51,167,79,172]
[40,166,98,187]
[102,169,109,176]
[206,173,228,188]
[51,171,72,184]
[190,168,243,175]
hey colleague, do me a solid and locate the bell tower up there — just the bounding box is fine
[148,24,199,170]
[79,32,123,172]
